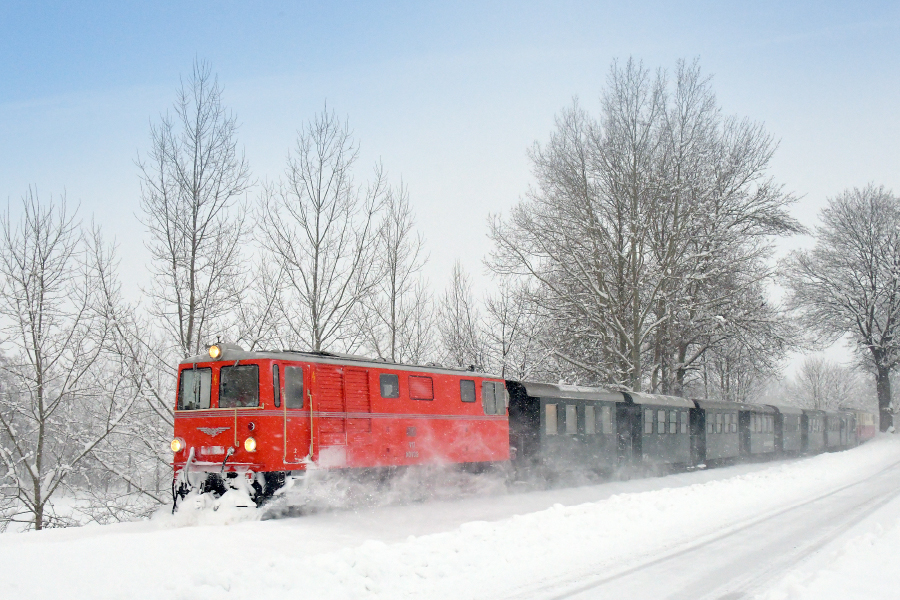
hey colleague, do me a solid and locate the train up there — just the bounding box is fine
[170,344,878,507]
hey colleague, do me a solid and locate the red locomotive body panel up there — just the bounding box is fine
[172,349,509,481]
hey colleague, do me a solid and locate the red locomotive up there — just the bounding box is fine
[171,344,509,504]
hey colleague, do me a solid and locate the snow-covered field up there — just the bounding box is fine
[2,438,900,600]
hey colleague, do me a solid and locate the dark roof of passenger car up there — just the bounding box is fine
[693,399,750,411]
[517,381,626,402]
[626,392,695,408]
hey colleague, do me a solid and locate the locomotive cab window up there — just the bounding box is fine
[219,364,259,408]
[284,366,304,408]
[380,374,400,398]
[409,376,434,400]
[272,365,281,408]
[460,379,476,402]
[482,381,505,415]
[178,367,211,410]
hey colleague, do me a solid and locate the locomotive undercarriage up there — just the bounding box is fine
[172,468,287,512]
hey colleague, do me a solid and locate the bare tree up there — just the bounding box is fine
[0,192,137,530]
[137,59,251,359]
[787,355,866,411]
[259,107,385,352]
[785,184,900,430]
[437,262,486,369]
[489,58,798,393]
[361,184,434,363]
[483,279,547,379]
[80,227,172,521]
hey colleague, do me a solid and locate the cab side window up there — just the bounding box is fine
[380,374,400,398]
[460,379,476,402]
[481,381,506,415]
[273,364,281,408]
[284,366,304,408]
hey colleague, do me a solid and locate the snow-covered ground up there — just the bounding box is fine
[2,437,900,600]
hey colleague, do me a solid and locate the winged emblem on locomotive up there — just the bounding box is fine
[198,426,229,437]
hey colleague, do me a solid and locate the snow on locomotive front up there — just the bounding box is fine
[171,344,510,507]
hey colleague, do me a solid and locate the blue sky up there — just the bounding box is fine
[1,1,899,368]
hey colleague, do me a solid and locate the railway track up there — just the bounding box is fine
[517,458,900,600]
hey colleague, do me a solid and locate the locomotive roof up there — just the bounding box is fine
[518,381,626,402]
[179,346,502,379]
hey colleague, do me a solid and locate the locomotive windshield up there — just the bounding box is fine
[219,364,259,408]
[178,367,211,410]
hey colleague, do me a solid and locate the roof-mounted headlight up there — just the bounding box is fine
[208,344,222,359]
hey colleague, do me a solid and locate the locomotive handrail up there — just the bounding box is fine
[306,389,314,461]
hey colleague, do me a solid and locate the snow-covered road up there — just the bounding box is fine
[2,437,900,600]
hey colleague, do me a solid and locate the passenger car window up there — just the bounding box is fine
[284,366,303,408]
[707,413,714,434]
[680,411,687,434]
[219,364,259,408]
[657,410,666,434]
[460,379,476,403]
[409,376,434,400]
[565,405,577,434]
[380,374,400,398]
[584,405,596,434]
[731,413,738,433]
[546,404,558,435]
[669,410,677,434]
[178,367,211,410]
[644,410,653,434]
[602,405,613,435]
[716,413,723,434]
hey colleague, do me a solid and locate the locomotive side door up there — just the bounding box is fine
[281,363,310,464]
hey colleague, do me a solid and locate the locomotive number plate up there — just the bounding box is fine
[200,446,225,455]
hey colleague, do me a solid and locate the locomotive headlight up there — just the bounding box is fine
[170,437,185,453]
[208,344,222,359]
[244,437,257,452]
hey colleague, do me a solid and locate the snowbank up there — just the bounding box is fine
[1,437,899,599]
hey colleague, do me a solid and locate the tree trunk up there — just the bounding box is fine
[876,364,893,432]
